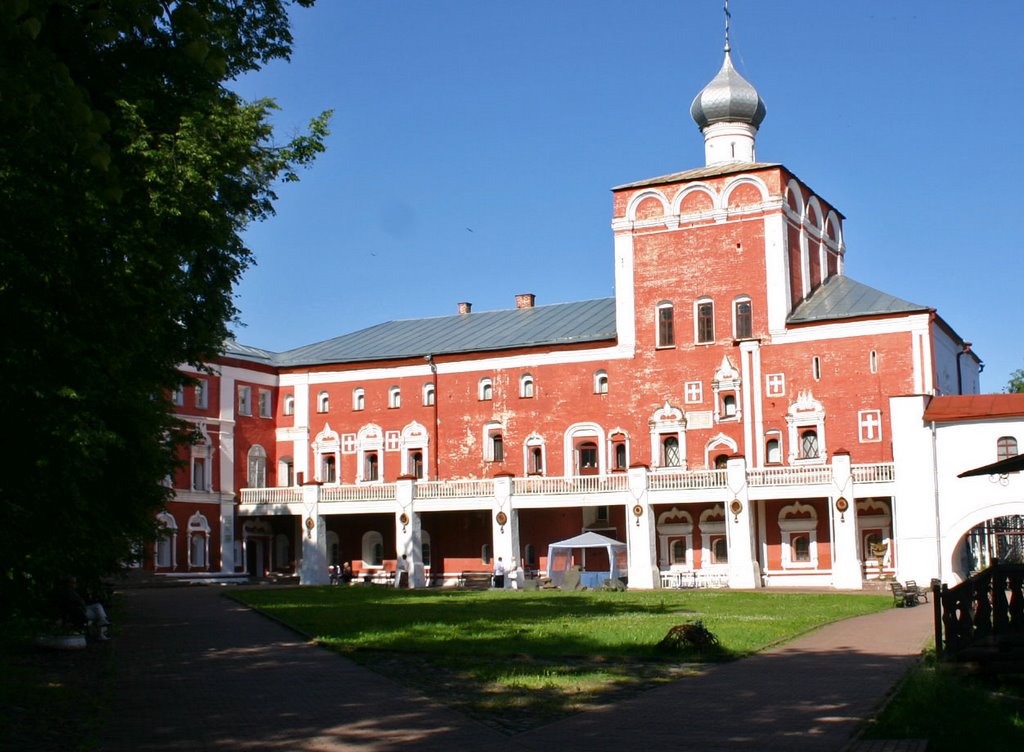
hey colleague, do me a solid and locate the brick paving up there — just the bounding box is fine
[99,585,933,751]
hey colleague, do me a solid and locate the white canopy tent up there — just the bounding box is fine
[547,531,628,587]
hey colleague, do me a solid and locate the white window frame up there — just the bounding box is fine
[247,444,267,488]
[171,386,184,407]
[258,388,272,418]
[869,350,878,374]
[523,432,546,475]
[765,431,783,465]
[388,386,401,409]
[484,421,504,462]
[283,394,295,416]
[698,506,728,571]
[648,403,686,471]
[694,298,715,344]
[657,507,694,570]
[519,373,535,398]
[422,382,435,406]
[186,512,210,570]
[594,370,609,395]
[317,391,330,413]
[237,385,252,416]
[779,502,819,569]
[155,512,178,569]
[479,378,493,401]
[194,379,209,409]
[656,301,675,348]
[361,531,384,568]
[353,388,365,411]
[786,391,827,465]
[356,424,384,483]
[312,424,341,484]
[733,296,752,340]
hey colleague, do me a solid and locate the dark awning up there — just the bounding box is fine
[958,454,1024,478]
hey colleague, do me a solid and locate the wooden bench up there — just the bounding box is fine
[460,571,493,590]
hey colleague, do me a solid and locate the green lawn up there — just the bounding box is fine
[233,586,889,730]
[864,652,1024,751]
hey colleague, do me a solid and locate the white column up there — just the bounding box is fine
[491,475,515,586]
[395,476,425,588]
[298,482,329,585]
[218,500,235,573]
[830,452,863,589]
[726,456,760,588]
[625,464,659,589]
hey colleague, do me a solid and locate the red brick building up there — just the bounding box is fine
[152,44,993,590]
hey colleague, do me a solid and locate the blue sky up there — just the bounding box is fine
[231,1,1024,392]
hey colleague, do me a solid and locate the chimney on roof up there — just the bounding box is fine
[515,293,535,309]
[458,301,472,314]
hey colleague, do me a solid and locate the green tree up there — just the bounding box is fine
[1008,369,1024,394]
[0,1,329,613]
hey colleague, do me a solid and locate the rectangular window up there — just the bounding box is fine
[812,356,821,381]
[657,304,674,347]
[491,434,504,462]
[258,389,272,418]
[697,302,714,343]
[194,380,209,409]
[237,386,252,416]
[734,300,752,339]
[192,457,206,491]
[171,387,184,407]
[322,455,336,484]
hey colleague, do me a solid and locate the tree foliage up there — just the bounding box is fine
[1007,369,1024,394]
[0,1,329,612]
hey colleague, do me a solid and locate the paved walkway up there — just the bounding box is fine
[99,585,933,751]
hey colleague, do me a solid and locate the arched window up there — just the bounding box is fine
[364,452,379,481]
[362,531,383,567]
[283,394,295,416]
[734,297,752,339]
[520,373,535,398]
[479,378,493,401]
[481,543,492,565]
[722,394,737,418]
[662,436,680,467]
[713,454,729,469]
[247,445,267,488]
[712,537,728,564]
[671,539,686,565]
[388,386,401,409]
[155,512,177,569]
[792,535,811,562]
[423,382,435,406]
[614,441,627,470]
[321,454,337,484]
[766,437,782,464]
[656,302,674,347]
[317,391,329,413]
[800,430,819,459]
[409,450,424,479]
[353,388,365,411]
[530,446,543,474]
[997,436,1019,461]
[577,441,598,475]
[594,370,609,394]
[484,422,503,462]
[696,299,714,343]
[187,512,210,570]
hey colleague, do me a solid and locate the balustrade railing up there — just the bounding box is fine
[241,461,891,506]
[648,469,727,491]
[513,474,630,495]
[851,463,896,483]
[320,483,397,502]
[238,487,303,505]
[747,465,833,486]
[417,479,495,499]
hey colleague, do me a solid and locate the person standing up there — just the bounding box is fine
[493,557,506,589]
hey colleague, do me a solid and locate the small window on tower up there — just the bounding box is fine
[734,298,752,339]
[696,300,714,343]
[656,302,675,347]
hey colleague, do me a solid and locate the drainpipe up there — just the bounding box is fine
[955,342,971,394]
[931,419,943,582]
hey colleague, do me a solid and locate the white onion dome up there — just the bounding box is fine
[690,50,766,131]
